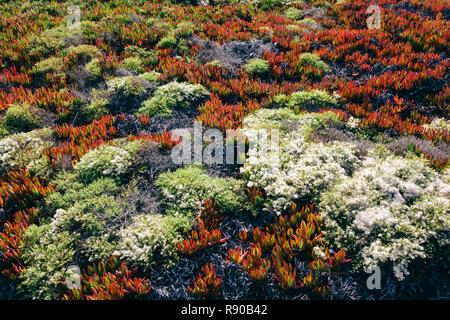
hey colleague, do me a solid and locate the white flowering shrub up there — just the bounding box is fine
[106,76,147,97]
[18,224,75,300]
[240,108,360,215]
[155,164,243,218]
[114,213,189,268]
[319,149,450,280]
[0,128,53,174]
[75,141,139,183]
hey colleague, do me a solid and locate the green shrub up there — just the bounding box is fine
[66,45,101,63]
[241,108,359,214]
[298,53,330,72]
[123,45,156,58]
[1,104,39,133]
[45,171,119,213]
[284,7,303,20]
[106,76,148,97]
[138,81,209,117]
[288,89,338,113]
[27,27,80,58]
[120,56,144,74]
[155,165,243,218]
[157,35,177,49]
[74,141,140,183]
[18,224,75,300]
[139,71,162,83]
[32,57,65,75]
[243,58,269,76]
[82,98,109,122]
[0,128,52,175]
[85,58,101,78]
[114,213,190,268]
[319,150,449,281]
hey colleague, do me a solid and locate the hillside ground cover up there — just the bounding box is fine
[0,0,448,300]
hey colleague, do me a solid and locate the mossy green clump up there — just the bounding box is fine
[32,57,65,75]
[120,56,144,74]
[157,35,177,49]
[26,27,81,58]
[155,164,244,218]
[139,71,162,83]
[1,104,39,133]
[298,53,330,72]
[85,58,101,78]
[284,7,303,20]
[82,98,109,122]
[288,89,338,113]
[66,45,101,62]
[243,58,269,76]
[138,81,209,117]
[123,45,156,59]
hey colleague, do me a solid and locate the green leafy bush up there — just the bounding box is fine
[1,104,39,133]
[155,165,243,218]
[106,76,148,97]
[82,98,109,122]
[32,57,65,75]
[284,7,303,20]
[157,35,177,49]
[298,53,330,72]
[114,213,190,268]
[243,58,269,76]
[138,81,209,116]
[123,45,156,58]
[85,58,101,78]
[18,224,75,300]
[288,89,338,112]
[27,27,80,58]
[120,56,144,74]
[45,171,119,213]
[74,141,140,183]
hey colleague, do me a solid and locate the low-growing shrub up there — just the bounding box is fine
[288,89,338,113]
[114,213,190,268]
[85,58,101,78]
[241,108,360,214]
[155,165,243,218]
[32,57,65,75]
[74,141,140,183]
[138,81,209,116]
[157,35,177,49]
[0,128,53,175]
[298,53,330,72]
[284,7,303,20]
[18,224,76,300]
[319,148,450,281]
[120,56,144,74]
[243,58,269,76]
[82,98,109,122]
[1,104,39,133]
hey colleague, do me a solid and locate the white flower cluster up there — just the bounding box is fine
[422,117,450,132]
[114,214,183,268]
[75,143,136,182]
[0,129,52,174]
[241,108,360,215]
[320,150,450,280]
